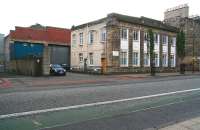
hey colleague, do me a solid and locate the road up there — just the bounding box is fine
[0,75,200,130]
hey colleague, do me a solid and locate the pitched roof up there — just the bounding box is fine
[110,13,178,32]
[10,26,71,46]
[72,13,178,32]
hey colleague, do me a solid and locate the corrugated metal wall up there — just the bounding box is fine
[49,45,70,67]
[10,41,44,60]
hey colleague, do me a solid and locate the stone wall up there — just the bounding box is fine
[9,58,42,76]
[104,21,177,74]
[42,45,50,76]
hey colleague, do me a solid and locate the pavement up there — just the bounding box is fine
[0,72,199,89]
[160,117,200,130]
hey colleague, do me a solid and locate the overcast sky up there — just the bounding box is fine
[0,0,199,35]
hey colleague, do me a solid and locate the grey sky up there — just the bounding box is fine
[0,0,199,35]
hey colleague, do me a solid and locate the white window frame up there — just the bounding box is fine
[72,34,76,46]
[162,53,167,67]
[154,33,158,44]
[121,28,128,40]
[89,31,94,44]
[144,32,148,42]
[79,33,83,46]
[79,53,83,63]
[133,52,139,66]
[100,28,106,42]
[170,54,175,67]
[155,53,159,67]
[144,53,149,66]
[89,53,94,65]
[172,37,176,46]
[133,30,139,41]
[120,51,128,67]
[162,35,167,45]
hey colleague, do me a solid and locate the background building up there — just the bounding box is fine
[164,4,200,71]
[71,13,178,74]
[0,33,5,72]
[4,24,71,76]
[0,33,4,64]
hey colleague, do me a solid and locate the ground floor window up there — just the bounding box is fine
[155,53,159,67]
[89,53,93,65]
[133,52,139,66]
[162,53,167,67]
[79,53,83,63]
[170,54,175,67]
[120,51,128,66]
[144,53,149,66]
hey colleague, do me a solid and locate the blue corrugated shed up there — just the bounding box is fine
[10,41,44,60]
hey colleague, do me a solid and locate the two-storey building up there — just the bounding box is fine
[71,13,178,74]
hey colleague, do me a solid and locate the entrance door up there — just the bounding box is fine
[101,58,107,74]
[34,58,42,76]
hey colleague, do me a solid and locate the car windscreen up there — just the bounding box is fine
[52,64,62,68]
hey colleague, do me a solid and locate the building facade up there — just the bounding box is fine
[71,13,178,74]
[0,33,4,64]
[4,24,71,76]
[164,4,200,71]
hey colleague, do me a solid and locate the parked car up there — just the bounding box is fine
[50,64,66,76]
[60,64,70,71]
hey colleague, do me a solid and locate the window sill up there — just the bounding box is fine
[132,65,140,67]
[120,65,128,67]
[133,40,139,42]
[121,39,128,41]
[100,41,106,43]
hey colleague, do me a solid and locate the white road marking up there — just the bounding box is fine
[1,88,200,119]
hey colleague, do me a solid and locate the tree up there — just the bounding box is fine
[148,29,155,76]
[177,30,185,59]
[176,30,185,74]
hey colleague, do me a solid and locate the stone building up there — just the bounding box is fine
[164,4,200,71]
[71,13,178,74]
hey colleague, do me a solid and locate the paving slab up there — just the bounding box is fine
[160,117,200,130]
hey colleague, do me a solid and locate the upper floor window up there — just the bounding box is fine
[133,30,139,41]
[162,35,167,45]
[72,34,76,46]
[172,37,176,46]
[121,28,128,40]
[144,32,148,42]
[89,31,94,44]
[169,37,172,43]
[100,28,106,42]
[79,33,83,46]
[154,33,159,43]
